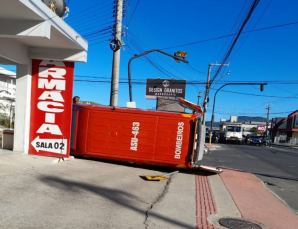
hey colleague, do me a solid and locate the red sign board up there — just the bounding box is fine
[257,125,266,132]
[29,59,74,157]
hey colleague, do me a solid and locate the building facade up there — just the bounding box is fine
[271,110,298,145]
[0,67,16,129]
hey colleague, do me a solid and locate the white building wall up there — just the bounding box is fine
[0,67,16,127]
[1,0,88,154]
[13,64,32,153]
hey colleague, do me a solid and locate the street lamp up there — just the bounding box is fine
[128,49,189,102]
[210,82,267,143]
[202,62,230,125]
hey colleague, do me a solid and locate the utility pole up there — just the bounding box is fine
[110,0,123,107]
[192,91,202,114]
[265,103,272,136]
[196,91,202,106]
[202,62,229,125]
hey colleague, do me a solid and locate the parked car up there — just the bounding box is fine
[250,135,263,146]
[243,135,252,145]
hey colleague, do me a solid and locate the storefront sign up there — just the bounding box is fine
[145,78,186,99]
[257,125,266,132]
[29,59,74,157]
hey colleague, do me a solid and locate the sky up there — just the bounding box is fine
[2,0,298,122]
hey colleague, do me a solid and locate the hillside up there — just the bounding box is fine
[237,116,267,122]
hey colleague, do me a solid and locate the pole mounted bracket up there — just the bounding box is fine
[110,39,123,51]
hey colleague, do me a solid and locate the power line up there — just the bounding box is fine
[230,0,273,60]
[127,0,140,26]
[83,26,114,38]
[210,87,298,99]
[159,21,298,50]
[126,32,203,84]
[87,34,112,43]
[89,39,110,46]
[65,2,113,22]
[75,21,114,33]
[215,0,253,62]
[210,0,260,84]
[70,11,113,30]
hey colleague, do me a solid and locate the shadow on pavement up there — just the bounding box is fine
[73,156,216,177]
[38,175,195,229]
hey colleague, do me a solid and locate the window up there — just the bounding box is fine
[227,126,241,132]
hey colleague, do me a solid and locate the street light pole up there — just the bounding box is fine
[128,49,188,102]
[202,62,229,125]
[202,64,211,125]
[196,91,202,106]
[265,103,273,136]
[210,82,268,135]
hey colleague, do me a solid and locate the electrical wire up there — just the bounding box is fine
[126,31,203,85]
[229,0,273,60]
[65,2,113,22]
[89,39,110,46]
[87,34,112,43]
[159,21,298,51]
[77,21,114,33]
[210,0,260,84]
[209,87,298,99]
[215,0,251,61]
[127,0,140,26]
[83,26,114,38]
[70,11,114,30]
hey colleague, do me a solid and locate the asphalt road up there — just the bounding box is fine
[201,144,298,214]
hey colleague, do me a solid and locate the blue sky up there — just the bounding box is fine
[3,0,298,122]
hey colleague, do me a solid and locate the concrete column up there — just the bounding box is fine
[13,63,32,153]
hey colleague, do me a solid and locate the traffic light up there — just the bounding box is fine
[260,84,264,92]
[174,51,187,58]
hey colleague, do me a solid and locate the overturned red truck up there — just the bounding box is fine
[70,99,206,169]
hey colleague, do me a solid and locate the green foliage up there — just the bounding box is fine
[251,127,257,134]
[251,127,264,135]
[0,102,14,129]
[0,113,13,129]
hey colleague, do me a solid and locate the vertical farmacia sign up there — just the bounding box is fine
[29,59,74,157]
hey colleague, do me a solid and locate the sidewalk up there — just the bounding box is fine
[196,168,298,229]
[1,151,298,228]
[205,143,221,151]
[272,143,298,150]
[0,152,197,229]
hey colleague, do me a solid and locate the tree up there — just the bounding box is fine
[0,101,14,129]
[251,127,264,135]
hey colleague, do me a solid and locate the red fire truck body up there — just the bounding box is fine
[71,103,204,169]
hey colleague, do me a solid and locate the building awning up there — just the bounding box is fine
[0,0,88,65]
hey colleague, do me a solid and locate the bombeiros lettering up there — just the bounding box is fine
[174,122,184,159]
